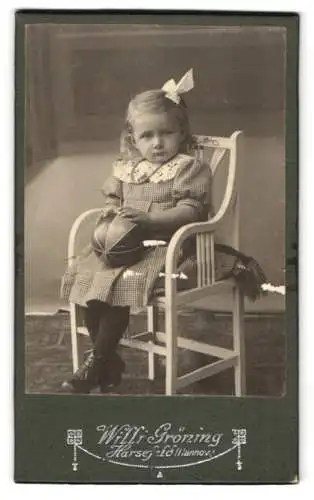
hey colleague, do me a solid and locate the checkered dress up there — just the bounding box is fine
[61,154,233,309]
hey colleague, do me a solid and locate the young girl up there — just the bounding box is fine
[61,69,265,394]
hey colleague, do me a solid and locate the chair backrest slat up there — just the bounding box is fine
[192,131,243,286]
[193,135,236,150]
[192,133,238,176]
[210,148,227,175]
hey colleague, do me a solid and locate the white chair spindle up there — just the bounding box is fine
[204,233,211,285]
[196,233,202,287]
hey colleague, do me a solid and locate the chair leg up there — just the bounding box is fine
[233,287,246,396]
[147,305,158,380]
[70,302,79,373]
[165,303,178,396]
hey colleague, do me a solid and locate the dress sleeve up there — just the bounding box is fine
[94,175,123,226]
[101,174,123,209]
[172,157,212,218]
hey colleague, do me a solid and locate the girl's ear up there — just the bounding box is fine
[120,123,139,159]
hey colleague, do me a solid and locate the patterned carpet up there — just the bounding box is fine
[25,308,286,396]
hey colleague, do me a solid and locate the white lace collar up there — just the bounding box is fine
[112,154,193,184]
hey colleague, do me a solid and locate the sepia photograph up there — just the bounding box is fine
[24,20,288,398]
[13,10,299,484]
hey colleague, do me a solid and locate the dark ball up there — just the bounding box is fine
[91,214,114,258]
[91,214,144,268]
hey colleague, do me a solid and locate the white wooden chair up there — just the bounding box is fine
[67,131,245,396]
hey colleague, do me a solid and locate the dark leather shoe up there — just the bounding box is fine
[61,350,99,394]
[99,353,125,393]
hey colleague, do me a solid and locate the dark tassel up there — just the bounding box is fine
[215,243,267,301]
[232,257,267,301]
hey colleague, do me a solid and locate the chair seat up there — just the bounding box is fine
[151,278,235,307]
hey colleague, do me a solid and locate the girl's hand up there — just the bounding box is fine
[101,206,119,219]
[117,207,149,226]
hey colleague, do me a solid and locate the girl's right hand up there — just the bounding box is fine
[100,206,119,219]
[96,206,118,227]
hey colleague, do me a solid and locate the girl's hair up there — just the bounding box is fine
[119,89,194,160]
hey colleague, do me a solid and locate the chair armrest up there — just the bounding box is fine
[165,218,220,274]
[68,208,102,262]
[164,216,226,297]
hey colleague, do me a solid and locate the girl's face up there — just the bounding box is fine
[132,112,184,164]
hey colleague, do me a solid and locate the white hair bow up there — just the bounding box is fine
[161,68,194,104]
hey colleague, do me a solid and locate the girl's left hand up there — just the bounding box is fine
[118,207,149,226]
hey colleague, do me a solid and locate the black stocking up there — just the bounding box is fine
[84,300,130,360]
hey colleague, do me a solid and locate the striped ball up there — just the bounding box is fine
[91,215,144,267]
